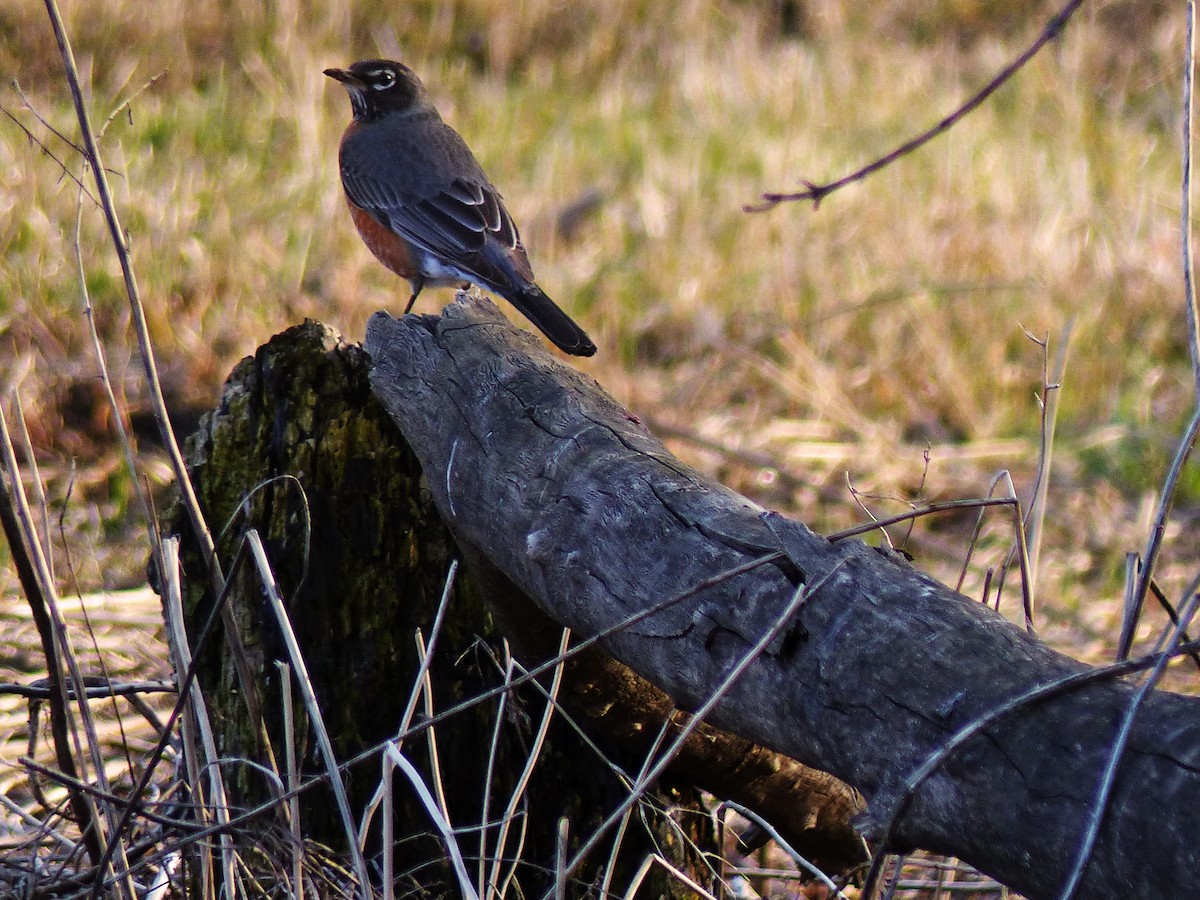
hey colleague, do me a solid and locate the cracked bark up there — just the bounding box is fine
[169,319,855,897]
[363,295,1200,900]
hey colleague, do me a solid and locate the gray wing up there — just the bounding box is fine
[340,163,536,294]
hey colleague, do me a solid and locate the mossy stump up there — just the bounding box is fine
[168,320,715,897]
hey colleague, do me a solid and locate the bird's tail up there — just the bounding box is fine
[507,286,597,357]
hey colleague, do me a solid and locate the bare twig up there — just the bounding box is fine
[358,560,458,844]
[98,71,167,139]
[556,561,848,891]
[0,679,175,699]
[89,633,1200,896]
[746,0,1085,212]
[0,92,97,202]
[477,651,513,896]
[830,482,1036,624]
[38,0,241,694]
[900,447,933,553]
[1057,571,1200,900]
[488,628,571,899]
[858,635,1200,899]
[75,548,785,896]
[1022,320,1073,591]
[381,748,397,900]
[18,756,196,831]
[1144,577,1200,670]
[828,496,1016,542]
[416,631,453,846]
[722,801,851,897]
[845,473,895,551]
[1121,406,1200,659]
[596,759,641,898]
[9,392,53,581]
[384,552,787,756]
[554,817,569,900]
[86,537,253,898]
[1,401,135,898]
[950,472,1034,629]
[248,529,371,896]
[160,537,236,898]
[39,10,281,884]
[71,545,784,895]
[73,196,157,557]
[0,409,102,868]
[276,661,304,897]
[11,76,86,156]
[621,854,718,900]
[1184,1,1200,394]
[385,744,481,900]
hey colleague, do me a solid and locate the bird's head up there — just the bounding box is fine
[324,60,427,121]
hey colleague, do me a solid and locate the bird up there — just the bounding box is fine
[324,59,597,357]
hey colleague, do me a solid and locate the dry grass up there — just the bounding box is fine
[2,3,1195,590]
[2,0,1200,894]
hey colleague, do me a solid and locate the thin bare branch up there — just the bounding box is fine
[39,0,229,648]
[1057,571,1200,899]
[489,628,571,899]
[358,559,458,845]
[386,744,481,900]
[1184,1,1200,394]
[98,71,166,139]
[86,537,253,898]
[722,801,851,898]
[11,76,85,155]
[248,529,371,896]
[0,679,174,700]
[160,537,235,897]
[1121,406,1200,659]
[746,0,1085,212]
[1023,320,1073,590]
[859,634,1200,898]
[0,408,102,868]
[828,496,1016,542]
[0,96,97,202]
[276,661,304,898]
[557,561,848,890]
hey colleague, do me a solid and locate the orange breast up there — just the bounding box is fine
[346,199,419,281]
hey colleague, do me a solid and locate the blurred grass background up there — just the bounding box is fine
[0,0,1195,664]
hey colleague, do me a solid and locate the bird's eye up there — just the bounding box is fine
[372,69,396,90]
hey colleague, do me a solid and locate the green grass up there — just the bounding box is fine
[1,0,1196,660]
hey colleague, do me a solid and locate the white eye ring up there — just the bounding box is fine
[372,69,396,90]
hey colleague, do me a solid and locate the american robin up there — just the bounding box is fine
[325,59,597,357]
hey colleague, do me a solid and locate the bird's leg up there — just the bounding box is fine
[403,277,425,314]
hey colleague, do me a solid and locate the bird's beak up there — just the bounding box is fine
[323,67,363,87]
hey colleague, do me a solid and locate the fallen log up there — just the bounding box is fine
[364,295,1200,900]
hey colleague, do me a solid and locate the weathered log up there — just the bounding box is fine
[364,295,1200,900]
[170,320,844,897]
